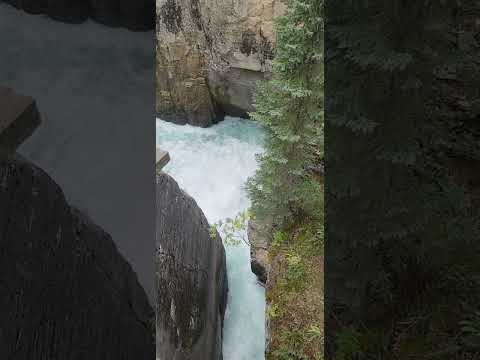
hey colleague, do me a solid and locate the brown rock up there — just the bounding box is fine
[156,0,285,125]
[248,217,274,284]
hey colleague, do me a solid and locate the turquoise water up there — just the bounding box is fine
[156,116,266,360]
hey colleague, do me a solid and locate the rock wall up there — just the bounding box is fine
[156,172,228,360]
[247,217,275,352]
[156,0,285,126]
[0,155,155,359]
[2,0,154,30]
[248,218,273,284]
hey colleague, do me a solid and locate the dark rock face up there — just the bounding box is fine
[4,0,154,30]
[156,172,228,360]
[0,156,155,359]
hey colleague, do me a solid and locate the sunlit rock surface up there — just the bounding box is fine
[156,0,285,126]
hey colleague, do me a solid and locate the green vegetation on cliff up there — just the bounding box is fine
[246,0,324,358]
[326,1,480,358]
[247,0,323,232]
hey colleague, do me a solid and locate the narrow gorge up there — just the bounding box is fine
[1,0,306,358]
[156,118,266,359]
[156,0,288,357]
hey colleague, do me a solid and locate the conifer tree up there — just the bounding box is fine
[326,1,480,357]
[247,0,324,236]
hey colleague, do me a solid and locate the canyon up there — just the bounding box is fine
[156,0,284,126]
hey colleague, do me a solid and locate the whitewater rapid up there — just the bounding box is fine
[156,116,266,360]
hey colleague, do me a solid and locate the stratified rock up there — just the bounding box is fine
[156,0,285,126]
[0,156,155,359]
[156,36,221,127]
[156,172,228,360]
[248,217,273,284]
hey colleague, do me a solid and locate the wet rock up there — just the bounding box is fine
[0,156,155,359]
[156,172,228,359]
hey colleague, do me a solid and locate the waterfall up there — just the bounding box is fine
[156,116,266,360]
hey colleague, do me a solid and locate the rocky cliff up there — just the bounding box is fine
[156,172,228,360]
[156,0,284,126]
[0,155,155,359]
[3,0,154,30]
[248,218,273,284]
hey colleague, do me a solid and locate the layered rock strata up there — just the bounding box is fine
[156,0,285,126]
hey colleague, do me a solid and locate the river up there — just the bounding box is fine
[156,116,266,360]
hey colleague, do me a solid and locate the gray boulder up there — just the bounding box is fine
[156,172,228,360]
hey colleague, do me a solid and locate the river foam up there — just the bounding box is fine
[156,116,266,360]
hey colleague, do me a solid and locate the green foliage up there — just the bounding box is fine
[246,0,323,229]
[326,0,480,358]
[267,303,281,320]
[460,307,480,350]
[273,329,311,360]
[307,325,322,342]
[208,224,218,240]
[334,327,363,360]
[212,210,250,246]
[283,251,308,291]
[272,230,288,249]
[247,0,324,358]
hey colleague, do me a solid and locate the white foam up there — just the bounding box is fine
[157,116,266,360]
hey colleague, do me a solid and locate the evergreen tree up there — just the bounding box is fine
[326,1,480,357]
[247,0,324,237]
